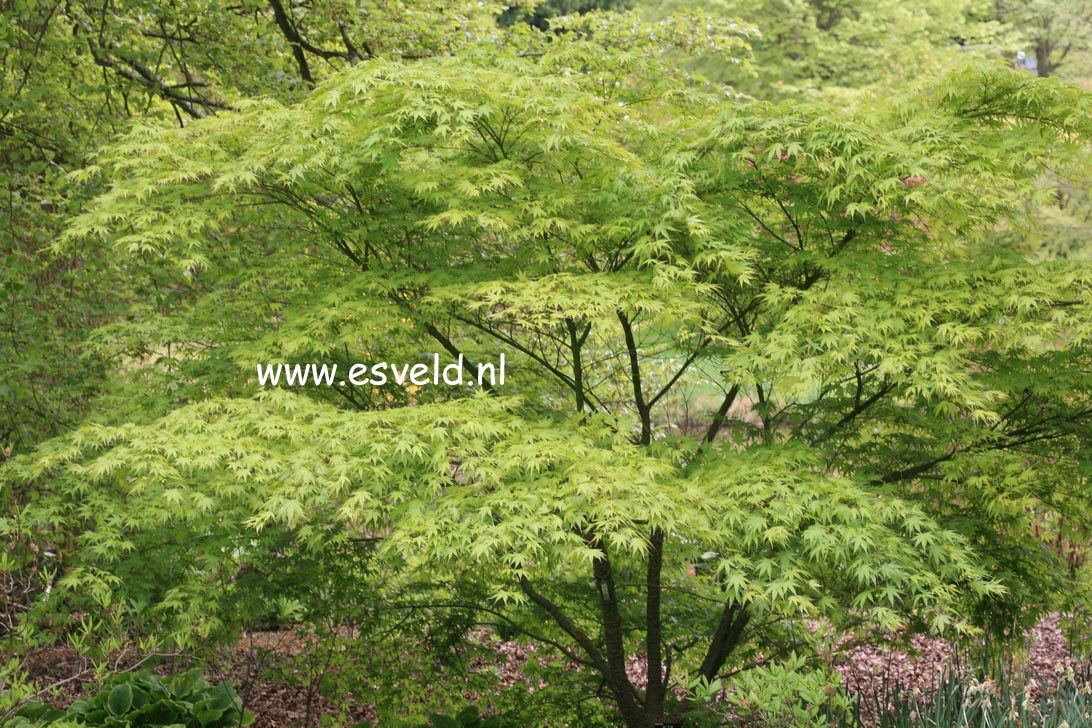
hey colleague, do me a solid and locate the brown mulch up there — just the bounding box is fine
[838,613,1086,699]
[12,615,1090,727]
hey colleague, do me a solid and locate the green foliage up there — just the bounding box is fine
[413,706,509,728]
[3,6,1092,728]
[642,0,1016,98]
[856,661,1092,728]
[261,585,516,727]
[0,0,547,680]
[0,0,524,462]
[0,657,40,723]
[1015,150,1092,261]
[723,653,854,728]
[2,669,252,728]
[498,0,633,30]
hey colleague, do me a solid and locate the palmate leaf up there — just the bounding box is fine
[10,389,995,636]
[15,46,1092,728]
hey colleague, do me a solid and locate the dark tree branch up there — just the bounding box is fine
[701,384,741,447]
[813,375,897,445]
[266,0,371,82]
[647,342,705,409]
[697,600,750,682]
[338,21,373,62]
[517,576,608,674]
[267,0,315,84]
[90,52,229,119]
[876,407,1092,485]
[452,312,606,410]
[618,310,651,445]
[645,529,666,719]
[422,322,494,395]
[566,318,587,414]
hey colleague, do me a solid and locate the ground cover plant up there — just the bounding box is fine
[2,0,1092,726]
[2,668,251,728]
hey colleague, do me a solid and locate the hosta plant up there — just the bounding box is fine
[2,669,252,728]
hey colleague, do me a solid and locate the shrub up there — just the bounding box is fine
[726,653,854,728]
[352,706,508,728]
[2,668,252,728]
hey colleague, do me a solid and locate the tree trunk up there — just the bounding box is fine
[593,551,651,728]
[645,530,666,722]
[1036,38,1052,77]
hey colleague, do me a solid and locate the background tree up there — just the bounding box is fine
[995,0,1092,77]
[640,0,1014,98]
[499,0,634,30]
